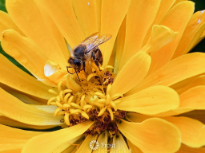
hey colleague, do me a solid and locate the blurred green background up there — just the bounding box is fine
[0,0,205,74]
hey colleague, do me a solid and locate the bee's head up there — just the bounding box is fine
[68,58,82,71]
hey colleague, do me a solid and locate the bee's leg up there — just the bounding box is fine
[92,52,100,71]
[83,61,86,74]
[66,66,74,74]
[74,68,81,82]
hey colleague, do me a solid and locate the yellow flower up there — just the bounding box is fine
[1,0,205,152]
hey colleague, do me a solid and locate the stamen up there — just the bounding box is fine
[81,111,89,119]
[54,107,62,116]
[87,73,98,81]
[107,108,114,120]
[47,97,57,105]
[47,63,126,136]
[48,89,58,95]
[64,113,70,126]
[98,107,107,116]
[70,103,81,109]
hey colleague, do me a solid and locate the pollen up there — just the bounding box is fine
[48,61,125,136]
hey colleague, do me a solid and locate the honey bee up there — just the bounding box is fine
[67,33,112,80]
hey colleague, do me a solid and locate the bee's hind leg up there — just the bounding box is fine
[92,52,101,71]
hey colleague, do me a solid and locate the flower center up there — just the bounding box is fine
[48,61,125,136]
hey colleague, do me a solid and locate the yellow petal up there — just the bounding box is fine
[0,149,22,153]
[0,88,63,126]
[0,116,56,130]
[37,0,84,48]
[127,140,143,153]
[6,0,67,68]
[93,131,108,153]
[126,112,151,123]
[0,11,24,40]
[0,54,53,99]
[179,86,205,109]
[111,52,151,96]
[52,136,83,153]
[1,29,56,86]
[141,25,178,54]
[120,0,161,68]
[72,0,98,38]
[117,118,181,153]
[181,110,205,124]
[173,11,205,58]
[34,1,70,60]
[128,53,205,95]
[176,75,205,95]
[117,86,179,115]
[110,134,129,153]
[100,0,131,66]
[114,17,126,74]
[176,144,205,153]
[22,121,93,153]
[0,124,42,152]
[59,137,84,153]
[164,117,205,147]
[149,1,194,74]
[44,61,67,84]
[142,0,176,45]
[75,135,97,153]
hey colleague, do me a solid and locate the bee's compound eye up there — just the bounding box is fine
[73,59,81,67]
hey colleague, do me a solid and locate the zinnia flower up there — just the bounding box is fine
[1,0,205,152]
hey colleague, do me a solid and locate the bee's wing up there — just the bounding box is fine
[84,34,112,54]
[82,32,99,44]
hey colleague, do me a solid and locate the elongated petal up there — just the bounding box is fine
[0,124,42,152]
[1,29,55,86]
[120,0,161,68]
[177,144,205,153]
[141,25,178,54]
[0,11,23,40]
[117,118,181,153]
[179,86,205,109]
[100,0,131,66]
[110,134,129,153]
[173,11,205,58]
[114,18,126,74]
[72,0,98,38]
[127,140,143,153]
[111,52,151,96]
[149,1,194,74]
[6,0,67,68]
[37,0,84,48]
[165,117,205,147]
[93,131,108,153]
[0,149,22,153]
[52,136,83,153]
[0,88,63,126]
[118,86,179,115]
[75,135,97,153]
[128,53,205,95]
[176,75,205,95]
[142,0,176,45]
[0,116,56,130]
[0,54,53,99]
[126,112,151,123]
[22,121,93,153]
[34,1,70,60]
